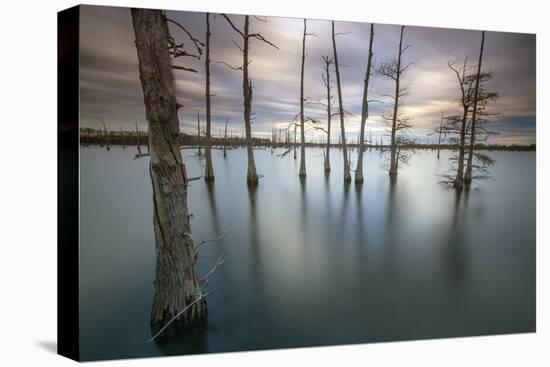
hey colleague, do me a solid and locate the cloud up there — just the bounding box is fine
[79,5,536,145]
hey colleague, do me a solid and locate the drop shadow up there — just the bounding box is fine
[36,340,57,354]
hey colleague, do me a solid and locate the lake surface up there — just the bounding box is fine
[79,146,535,361]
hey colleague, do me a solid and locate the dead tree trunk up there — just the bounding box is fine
[355,23,374,183]
[204,13,214,181]
[299,19,307,178]
[449,59,470,190]
[389,26,405,177]
[131,8,206,335]
[135,120,142,154]
[120,127,126,149]
[437,113,443,159]
[331,21,351,182]
[223,118,228,157]
[464,31,485,185]
[322,56,333,172]
[293,123,297,159]
[242,18,258,185]
[99,118,110,151]
[220,14,278,185]
[196,111,201,156]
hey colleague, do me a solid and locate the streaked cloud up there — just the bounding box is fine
[79,5,536,145]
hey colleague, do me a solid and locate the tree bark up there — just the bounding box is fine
[437,114,443,159]
[242,16,259,185]
[355,23,374,183]
[299,19,307,178]
[323,58,332,172]
[293,123,297,159]
[135,120,142,154]
[453,106,469,189]
[464,31,485,185]
[389,26,404,177]
[196,111,201,156]
[331,21,351,182]
[223,118,228,157]
[131,8,206,335]
[204,13,214,181]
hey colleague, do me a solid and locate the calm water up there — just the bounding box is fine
[79,146,535,361]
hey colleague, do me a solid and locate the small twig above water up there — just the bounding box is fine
[200,251,226,285]
[194,229,234,252]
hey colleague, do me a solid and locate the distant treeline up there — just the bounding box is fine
[79,128,535,152]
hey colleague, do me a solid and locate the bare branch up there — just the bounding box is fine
[200,252,226,284]
[166,18,204,57]
[221,14,245,38]
[194,229,234,252]
[248,33,279,49]
[216,61,243,71]
[232,40,244,53]
[172,65,198,73]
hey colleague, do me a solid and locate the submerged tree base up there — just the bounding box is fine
[150,298,208,339]
[247,175,259,186]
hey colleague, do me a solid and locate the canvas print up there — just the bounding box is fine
[58,4,536,362]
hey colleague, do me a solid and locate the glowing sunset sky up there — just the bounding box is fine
[79,5,536,145]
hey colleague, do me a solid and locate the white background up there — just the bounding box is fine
[0,0,547,365]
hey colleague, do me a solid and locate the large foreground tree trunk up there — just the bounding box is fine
[204,13,214,181]
[464,31,485,185]
[299,19,307,178]
[331,21,351,182]
[389,26,404,177]
[131,9,206,335]
[355,23,374,183]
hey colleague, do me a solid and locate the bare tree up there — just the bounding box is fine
[204,13,214,181]
[355,23,375,183]
[446,58,473,189]
[296,19,318,178]
[223,118,228,157]
[120,127,126,149]
[331,21,351,182]
[321,55,334,172]
[298,19,308,177]
[135,120,142,154]
[464,31,485,186]
[436,113,444,159]
[442,52,498,188]
[378,26,411,176]
[97,117,110,150]
[294,120,297,159]
[131,9,206,335]
[220,14,279,185]
[196,111,201,156]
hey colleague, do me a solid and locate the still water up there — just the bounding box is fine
[79,146,535,361]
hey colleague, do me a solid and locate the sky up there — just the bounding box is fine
[79,5,536,145]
